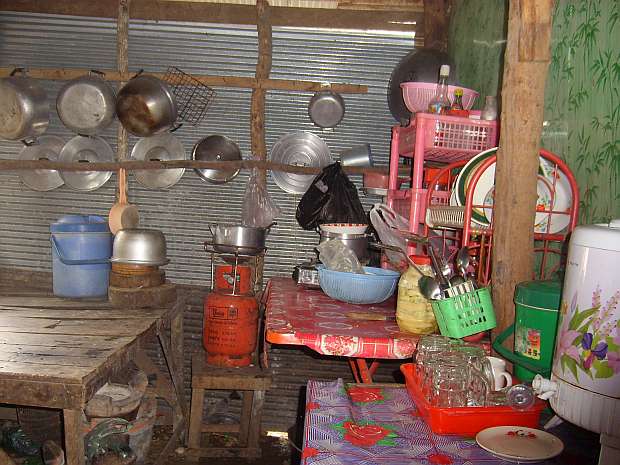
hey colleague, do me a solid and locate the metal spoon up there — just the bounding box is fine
[418,275,442,300]
[449,275,466,288]
[455,246,470,280]
[428,245,450,289]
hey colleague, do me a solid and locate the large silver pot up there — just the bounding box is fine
[209,223,273,255]
[0,70,49,141]
[319,231,370,264]
[56,71,116,135]
[116,74,178,137]
[111,229,169,266]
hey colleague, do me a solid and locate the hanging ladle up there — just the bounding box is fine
[109,168,140,234]
[455,246,470,280]
[419,275,443,300]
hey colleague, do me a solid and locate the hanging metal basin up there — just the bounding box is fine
[0,71,49,141]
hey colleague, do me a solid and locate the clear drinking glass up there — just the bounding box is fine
[433,365,469,408]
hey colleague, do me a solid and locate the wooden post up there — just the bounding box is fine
[491,0,553,343]
[63,409,85,465]
[250,0,272,188]
[423,0,449,51]
[117,0,130,200]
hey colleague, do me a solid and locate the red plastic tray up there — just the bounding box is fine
[400,363,545,436]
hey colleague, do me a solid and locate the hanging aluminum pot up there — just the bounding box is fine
[0,68,49,142]
[116,74,178,137]
[308,89,345,129]
[56,70,116,135]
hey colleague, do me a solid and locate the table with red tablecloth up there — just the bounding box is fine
[301,379,514,465]
[265,277,419,382]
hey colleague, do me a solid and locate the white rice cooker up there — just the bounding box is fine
[533,219,620,464]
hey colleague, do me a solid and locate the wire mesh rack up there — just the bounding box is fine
[163,66,216,127]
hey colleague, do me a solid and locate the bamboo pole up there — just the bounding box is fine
[0,159,389,175]
[0,67,367,94]
[491,0,553,344]
[117,0,130,202]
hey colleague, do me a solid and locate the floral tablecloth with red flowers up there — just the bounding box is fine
[265,278,418,359]
[301,379,512,465]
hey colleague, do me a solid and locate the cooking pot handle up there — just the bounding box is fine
[208,224,216,236]
[51,236,110,265]
[89,69,106,78]
[131,69,144,79]
[9,67,26,77]
[170,123,183,133]
[265,221,277,231]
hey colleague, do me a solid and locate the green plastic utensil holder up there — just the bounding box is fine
[431,287,497,338]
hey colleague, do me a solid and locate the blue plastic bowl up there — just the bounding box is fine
[316,265,400,304]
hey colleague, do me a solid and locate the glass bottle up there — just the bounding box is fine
[447,88,469,117]
[481,95,498,120]
[396,255,438,335]
[427,65,451,114]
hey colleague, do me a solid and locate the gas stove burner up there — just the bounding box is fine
[204,240,266,258]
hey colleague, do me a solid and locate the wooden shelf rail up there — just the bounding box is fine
[0,67,368,94]
[0,159,388,176]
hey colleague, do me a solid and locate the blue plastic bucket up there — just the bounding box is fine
[50,215,113,298]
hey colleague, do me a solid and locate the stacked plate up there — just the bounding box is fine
[449,148,573,234]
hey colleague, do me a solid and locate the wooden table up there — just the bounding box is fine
[0,293,186,465]
[264,278,419,383]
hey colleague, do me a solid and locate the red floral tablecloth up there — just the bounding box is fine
[265,278,418,359]
[302,379,513,465]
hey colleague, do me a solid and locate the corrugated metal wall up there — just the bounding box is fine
[0,11,416,432]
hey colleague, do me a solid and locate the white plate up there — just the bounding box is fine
[319,223,368,234]
[476,426,564,463]
[537,158,573,234]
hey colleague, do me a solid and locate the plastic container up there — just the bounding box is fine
[431,287,497,338]
[396,256,437,334]
[316,265,400,304]
[50,215,113,298]
[400,82,478,113]
[400,363,545,436]
[493,280,561,382]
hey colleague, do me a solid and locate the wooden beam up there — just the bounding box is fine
[491,0,553,344]
[1,0,422,31]
[0,158,389,175]
[423,0,449,51]
[0,67,367,94]
[250,0,272,188]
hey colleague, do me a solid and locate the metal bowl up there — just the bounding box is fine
[111,229,169,266]
[319,231,370,264]
[308,90,345,128]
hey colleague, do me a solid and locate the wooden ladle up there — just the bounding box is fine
[109,168,139,234]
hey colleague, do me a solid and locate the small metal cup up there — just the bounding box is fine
[339,143,373,167]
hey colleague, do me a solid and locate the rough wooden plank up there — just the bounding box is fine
[491,0,552,343]
[239,391,253,447]
[0,333,133,349]
[0,296,111,308]
[518,0,553,62]
[0,344,116,358]
[0,67,367,94]
[247,389,265,450]
[0,316,155,336]
[108,283,177,309]
[187,387,205,449]
[0,361,90,382]
[63,409,86,465]
[0,0,423,31]
[0,378,82,409]
[423,0,448,51]
[0,307,168,319]
[0,351,107,367]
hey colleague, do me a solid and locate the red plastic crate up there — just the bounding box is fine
[400,363,545,437]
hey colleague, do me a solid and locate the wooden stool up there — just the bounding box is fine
[187,354,272,459]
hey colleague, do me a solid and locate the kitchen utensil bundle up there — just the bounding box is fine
[417,245,479,301]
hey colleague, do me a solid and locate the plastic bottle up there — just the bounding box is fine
[427,65,451,114]
[447,88,469,117]
[396,255,438,334]
[481,95,498,120]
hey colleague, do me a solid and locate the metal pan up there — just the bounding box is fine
[59,135,114,191]
[0,69,49,142]
[18,135,65,191]
[269,131,332,194]
[56,70,116,136]
[131,133,186,189]
[192,135,241,184]
[308,90,345,128]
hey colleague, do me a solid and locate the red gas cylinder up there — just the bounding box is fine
[203,292,258,367]
[213,264,253,295]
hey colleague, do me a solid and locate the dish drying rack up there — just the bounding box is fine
[422,149,579,285]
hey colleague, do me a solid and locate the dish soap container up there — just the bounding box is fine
[396,255,438,334]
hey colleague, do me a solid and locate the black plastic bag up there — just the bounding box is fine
[296,162,367,230]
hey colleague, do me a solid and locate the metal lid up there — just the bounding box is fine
[131,133,186,189]
[59,135,114,191]
[570,220,620,252]
[269,131,332,194]
[308,90,345,128]
[56,74,116,135]
[19,135,65,191]
[514,280,562,310]
[51,215,110,233]
[192,135,241,183]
